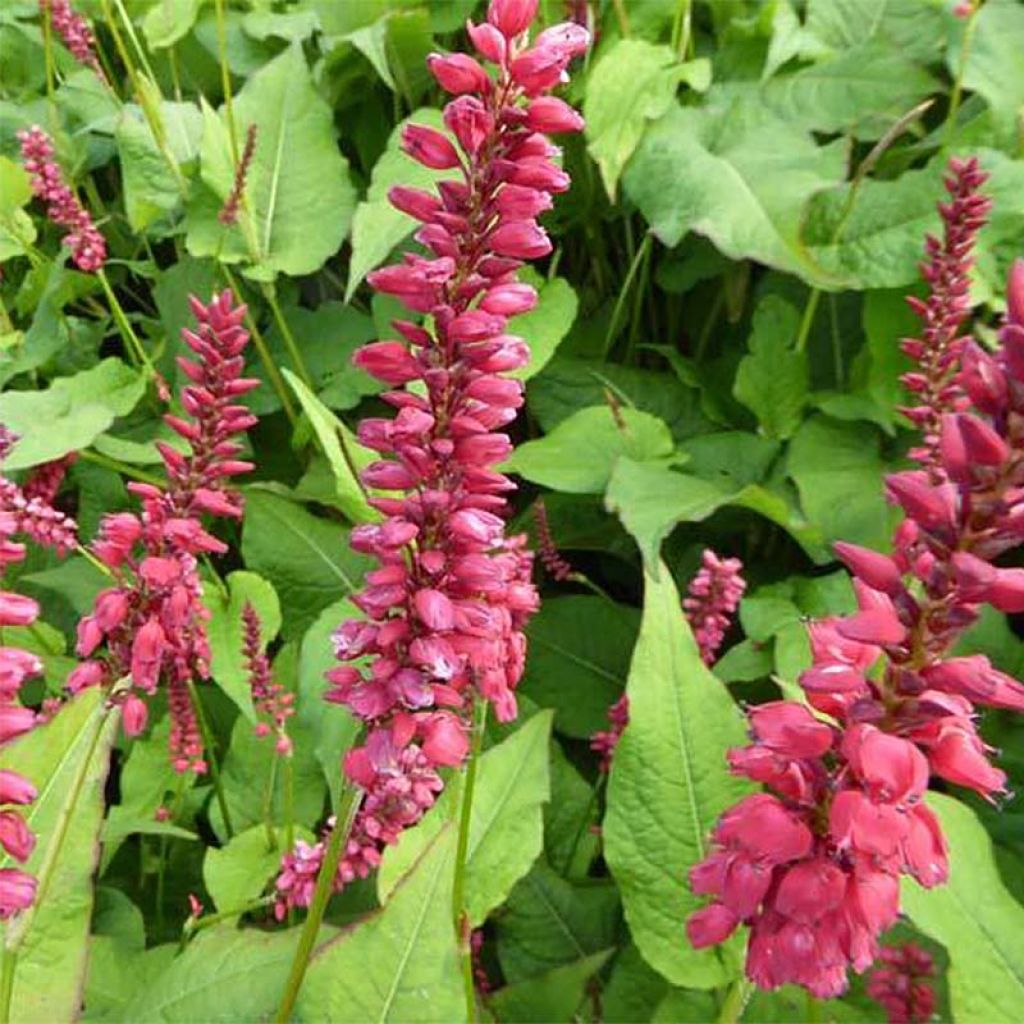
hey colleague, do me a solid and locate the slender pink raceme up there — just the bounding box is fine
[18,126,106,273]
[866,944,936,1024]
[533,499,573,581]
[72,291,258,772]
[243,603,294,755]
[591,549,745,771]
[40,0,106,81]
[274,0,588,913]
[218,124,257,227]
[687,169,1024,998]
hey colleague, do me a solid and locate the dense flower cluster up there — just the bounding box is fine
[218,124,257,227]
[72,291,258,772]
[243,602,294,755]
[18,126,106,273]
[686,163,1024,997]
[23,453,76,506]
[591,549,746,770]
[866,943,937,1023]
[40,0,106,81]
[275,0,588,913]
[0,428,77,918]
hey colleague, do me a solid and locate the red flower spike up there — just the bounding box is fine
[275,4,587,914]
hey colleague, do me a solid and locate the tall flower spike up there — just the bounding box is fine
[687,168,1024,999]
[40,0,106,82]
[899,156,990,469]
[0,432,45,920]
[275,0,588,914]
[18,126,106,273]
[591,549,745,771]
[218,124,257,227]
[73,291,258,773]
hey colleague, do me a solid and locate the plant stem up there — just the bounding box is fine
[78,448,163,486]
[0,945,15,1024]
[611,0,630,37]
[186,679,234,838]
[717,977,754,1024]
[214,0,239,166]
[945,4,981,141]
[794,287,822,356]
[181,894,275,946]
[453,700,488,1024]
[274,782,363,1024]
[40,3,57,126]
[262,283,313,389]
[282,754,295,855]
[220,266,296,422]
[263,751,280,850]
[96,267,154,375]
[671,0,693,58]
[602,234,652,361]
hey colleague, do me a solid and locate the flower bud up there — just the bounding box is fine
[427,52,490,94]
[401,124,461,170]
[487,0,538,37]
[525,96,585,133]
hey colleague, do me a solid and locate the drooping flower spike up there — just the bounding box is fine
[591,549,746,771]
[275,0,588,914]
[18,126,106,273]
[40,0,106,82]
[687,165,1024,998]
[218,124,258,227]
[72,291,258,772]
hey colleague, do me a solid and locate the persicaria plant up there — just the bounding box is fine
[3,1,1024,1022]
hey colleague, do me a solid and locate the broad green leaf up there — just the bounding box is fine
[803,0,947,62]
[203,570,281,722]
[243,9,320,43]
[623,94,845,282]
[603,561,751,987]
[281,367,377,525]
[510,272,578,382]
[297,597,361,808]
[652,989,718,1022]
[121,923,330,1022]
[83,939,176,1021]
[210,716,326,841]
[763,42,936,138]
[787,415,892,550]
[584,39,709,198]
[298,827,464,1023]
[0,156,36,262]
[378,712,553,927]
[190,44,356,277]
[241,488,370,640]
[487,950,614,1023]
[142,0,204,49]
[862,288,918,432]
[903,793,1024,1024]
[203,824,312,914]
[506,405,677,494]
[496,861,620,983]
[521,595,640,739]
[603,943,671,1024]
[346,108,448,299]
[0,358,145,470]
[1,690,119,1023]
[545,741,600,879]
[733,295,808,439]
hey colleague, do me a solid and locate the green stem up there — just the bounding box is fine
[282,754,295,856]
[214,0,239,166]
[611,0,630,37]
[717,977,754,1024]
[695,288,725,362]
[186,680,234,839]
[670,0,693,58]
[79,448,163,486]
[41,3,57,127]
[181,894,275,946]
[453,700,488,1024]
[96,267,154,376]
[0,945,14,1024]
[220,266,297,423]
[602,234,652,361]
[945,4,981,140]
[274,782,363,1024]
[263,752,280,850]
[794,287,822,356]
[263,283,313,389]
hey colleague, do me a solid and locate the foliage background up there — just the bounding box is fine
[1,0,1024,1020]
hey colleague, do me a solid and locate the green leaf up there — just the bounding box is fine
[623,94,845,282]
[241,488,370,640]
[903,793,1024,1024]
[603,560,751,987]
[787,415,892,550]
[281,367,377,525]
[189,44,356,277]
[142,0,204,49]
[487,950,614,1023]
[506,405,677,494]
[521,596,640,739]
[210,716,326,841]
[763,42,936,138]
[545,741,600,879]
[0,690,119,1023]
[0,358,145,470]
[496,862,620,983]
[510,271,578,383]
[297,597,361,808]
[203,825,312,914]
[121,923,328,1022]
[346,108,448,299]
[803,0,947,62]
[298,827,464,1023]
[378,711,553,927]
[203,570,281,722]
[603,943,671,1024]
[733,295,807,439]
[584,39,709,199]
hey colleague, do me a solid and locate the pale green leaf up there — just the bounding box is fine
[510,272,578,382]
[142,0,204,50]
[488,950,614,1023]
[603,561,751,987]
